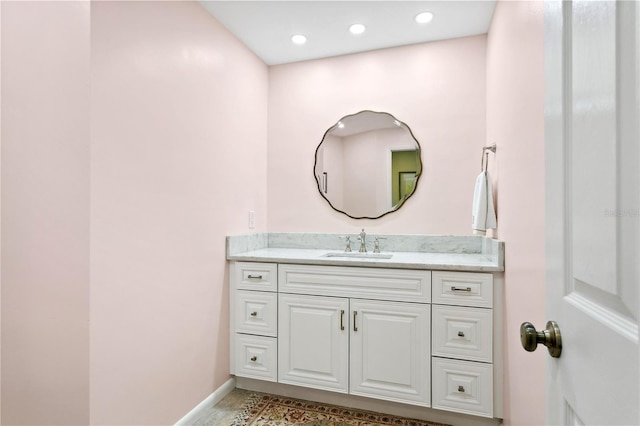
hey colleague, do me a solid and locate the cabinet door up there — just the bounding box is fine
[350,300,431,406]
[278,294,349,393]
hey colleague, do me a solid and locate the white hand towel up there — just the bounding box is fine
[472,171,497,234]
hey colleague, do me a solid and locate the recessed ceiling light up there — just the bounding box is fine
[415,12,434,24]
[338,121,345,129]
[291,34,307,45]
[349,24,366,35]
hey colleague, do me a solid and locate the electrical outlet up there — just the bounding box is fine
[248,210,255,229]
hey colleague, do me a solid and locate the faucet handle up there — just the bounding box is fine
[373,237,387,253]
[339,235,353,252]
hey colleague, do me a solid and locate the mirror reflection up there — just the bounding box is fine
[314,110,422,219]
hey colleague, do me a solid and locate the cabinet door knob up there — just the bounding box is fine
[353,311,358,332]
[247,274,263,280]
[250,356,257,362]
[458,385,465,393]
[457,331,465,337]
[340,310,345,331]
[250,311,258,317]
[451,286,471,292]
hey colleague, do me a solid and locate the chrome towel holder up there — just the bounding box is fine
[481,144,497,172]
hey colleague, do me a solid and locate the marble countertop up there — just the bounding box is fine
[227,247,503,272]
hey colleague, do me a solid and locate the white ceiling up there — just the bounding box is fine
[199,1,497,66]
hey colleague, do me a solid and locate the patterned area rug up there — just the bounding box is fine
[230,393,449,426]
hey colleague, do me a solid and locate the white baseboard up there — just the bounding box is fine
[174,377,236,425]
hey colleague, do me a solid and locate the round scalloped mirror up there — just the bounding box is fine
[314,110,422,219]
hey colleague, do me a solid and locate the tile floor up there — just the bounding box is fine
[191,388,253,426]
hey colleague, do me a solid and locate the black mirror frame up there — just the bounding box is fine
[313,110,423,220]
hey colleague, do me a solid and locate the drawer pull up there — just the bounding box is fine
[458,385,465,393]
[247,274,263,280]
[340,310,345,331]
[451,286,472,292]
[250,311,258,317]
[457,331,465,337]
[250,356,257,362]
[353,311,358,332]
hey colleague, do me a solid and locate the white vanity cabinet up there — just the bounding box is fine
[278,263,432,406]
[230,259,501,421]
[231,262,279,382]
[431,271,495,418]
[277,294,431,405]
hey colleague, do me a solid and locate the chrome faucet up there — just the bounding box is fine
[358,229,367,253]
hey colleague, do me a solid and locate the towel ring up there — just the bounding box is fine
[481,144,497,172]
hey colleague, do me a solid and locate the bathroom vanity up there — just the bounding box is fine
[227,233,504,425]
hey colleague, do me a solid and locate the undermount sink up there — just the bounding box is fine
[322,252,393,259]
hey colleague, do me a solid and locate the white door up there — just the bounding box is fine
[350,299,430,406]
[278,294,349,393]
[545,1,639,425]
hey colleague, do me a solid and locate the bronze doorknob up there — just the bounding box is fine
[520,321,562,358]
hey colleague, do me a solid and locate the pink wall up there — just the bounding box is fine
[267,36,487,234]
[90,2,267,424]
[1,2,91,424]
[486,1,546,425]
[1,1,546,424]
[2,1,267,425]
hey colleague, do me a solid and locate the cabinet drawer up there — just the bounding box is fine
[279,264,431,303]
[432,358,493,418]
[432,271,493,308]
[235,290,277,337]
[234,262,278,292]
[432,305,492,362]
[235,334,277,382]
